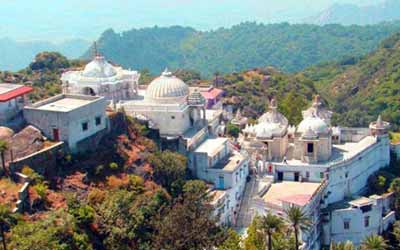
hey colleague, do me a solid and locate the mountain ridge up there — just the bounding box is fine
[86,21,400,76]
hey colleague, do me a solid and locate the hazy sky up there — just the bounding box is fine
[0,0,380,41]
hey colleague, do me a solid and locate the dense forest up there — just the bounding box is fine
[87,21,400,76]
[215,33,400,131]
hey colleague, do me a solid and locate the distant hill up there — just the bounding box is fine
[303,33,400,130]
[87,22,400,76]
[0,38,90,71]
[307,0,400,25]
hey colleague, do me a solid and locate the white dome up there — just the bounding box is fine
[297,116,330,135]
[146,70,189,100]
[82,56,117,78]
[254,122,285,139]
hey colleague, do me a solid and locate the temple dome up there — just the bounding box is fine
[297,116,330,135]
[146,70,189,101]
[82,56,117,78]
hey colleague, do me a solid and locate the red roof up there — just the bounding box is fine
[0,86,33,102]
[201,87,224,100]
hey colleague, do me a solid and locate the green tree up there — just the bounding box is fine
[330,241,355,250]
[9,211,92,250]
[261,213,285,250]
[218,229,243,250]
[244,216,266,250]
[392,221,400,248]
[29,52,70,71]
[360,235,388,250]
[148,151,187,195]
[151,180,224,250]
[0,140,8,176]
[226,123,240,138]
[285,206,311,250]
[389,178,400,214]
[0,205,15,250]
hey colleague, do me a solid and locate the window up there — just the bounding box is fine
[82,122,88,131]
[218,176,224,189]
[171,116,175,119]
[320,172,324,179]
[306,171,310,178]
[95,116,102,126]
[344,220,350,230]
[364,216,370,227]
[307,143,314,153]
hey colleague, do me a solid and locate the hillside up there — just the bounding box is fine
[304,33,400,130]
[307,0,400,26]
[88,22,400,76]
[0,38,90,71]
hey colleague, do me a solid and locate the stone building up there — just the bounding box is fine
[24,94,108,152]
[61,53,140,103]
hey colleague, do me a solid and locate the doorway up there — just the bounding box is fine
[294,172,300,182]
[277,172,283,181]
[53,128,60,141]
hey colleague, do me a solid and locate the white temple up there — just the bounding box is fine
[120,69,206,139]
[239,96,393,250]
[61,52,140,103]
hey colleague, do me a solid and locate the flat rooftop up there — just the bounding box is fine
[284,135,377,166]
[36,98,93,112]
[213,151,246,172]
[27,94,103,112]
[263,181,322,207]
[195,137,228,156]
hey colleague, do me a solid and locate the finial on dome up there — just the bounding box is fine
[93,41,100,58]
[269,97,277,110]
[377,115,383,127]
[162,68,172,77]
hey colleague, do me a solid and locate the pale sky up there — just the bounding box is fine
[0,0,380,41]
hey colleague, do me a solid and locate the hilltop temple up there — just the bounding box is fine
[61,52,140,103]
[239,96,393,249]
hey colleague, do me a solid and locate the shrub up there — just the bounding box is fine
[21,166,44,184]
[33,183,48,201]
[87,188,106,205]
[109,162,119,170]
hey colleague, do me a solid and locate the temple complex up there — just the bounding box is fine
[61,51,140,103]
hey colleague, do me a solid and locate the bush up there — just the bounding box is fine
[21,166,44,184]
[33,183,48,201]
[87,188,106,205]
[109,162,119,170]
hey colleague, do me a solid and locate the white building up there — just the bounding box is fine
[257,181,327,250]
[24,94,108,152]
[239,96,393,249]
[0,84,33,126]
[322,194,396,246]
[61,54,140,103]
[193,137,249,225]
[120,70,206,139]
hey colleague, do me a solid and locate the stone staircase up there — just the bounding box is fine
[235,174,274,229]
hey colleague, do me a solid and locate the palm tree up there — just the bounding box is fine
[0,205,14,250]
[285,205,311,250]
[330,241,355,250]
[360,235,388,250]
[0,140,8,176]
[261,213,285,250]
